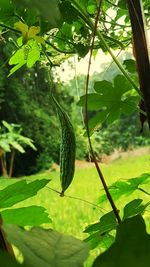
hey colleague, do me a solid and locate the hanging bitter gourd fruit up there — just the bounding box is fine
[52,96,76,195]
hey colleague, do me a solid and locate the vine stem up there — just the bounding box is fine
[84,0,121,224]
[45,185,107,211]
[0,23,20,33]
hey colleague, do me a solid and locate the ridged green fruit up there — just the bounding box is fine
[53,96,76,195]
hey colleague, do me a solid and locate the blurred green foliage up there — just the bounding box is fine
[0,22,149,175]
[0,37,87,174]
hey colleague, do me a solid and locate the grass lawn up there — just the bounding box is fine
[2,153,150,266]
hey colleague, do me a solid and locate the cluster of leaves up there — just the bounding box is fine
[84,172,150,250]
[2,214,150,267]
[0,178,51,226]
[0,178,89,267]
[0,120,36,154]
[0,0,149,76]
[92,215,150,267]
[0,121,36,177]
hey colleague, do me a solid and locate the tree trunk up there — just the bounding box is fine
[9,149,15,177]
[0,155,8,177]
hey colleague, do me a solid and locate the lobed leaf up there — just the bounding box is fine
[4,225,89,267]
[78,74,138,132]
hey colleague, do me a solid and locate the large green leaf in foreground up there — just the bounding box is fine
[0,179,50,208]
[4,225,89,267]
[0,251,25,267]
[93,215,150,267]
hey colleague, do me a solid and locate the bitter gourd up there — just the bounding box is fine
[52,96,76,195]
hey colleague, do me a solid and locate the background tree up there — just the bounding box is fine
[0,120,36,176]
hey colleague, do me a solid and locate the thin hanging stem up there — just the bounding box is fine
[9,149,15,177]
[84,0,121,224]
[45,186,107,211]
[138,187,150,196]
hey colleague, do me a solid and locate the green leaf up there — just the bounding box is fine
[59,1,79,23]
[8,62,26,77]
[84,211,117,250]
[0,139,11,152]
[26,44,41,68]
[106,106,121,125]
[121,96,138,115]
[0,179,50,208]
[115,8,128,21]
[85,232,114,250]
[0,251,25,267]
[87,0,97,14]
[123,59,136,73]
[2,120,13,132]
[78,94,105,110]
[9,41,41,75]
[93,215,150,267]
[113,74,131,95]
[123,199,150,220]
[84,211,118,234]
[15,0,62,28]
[85,75,135,128]
[0,0,14,21]
[9,141,25,153]
[2,206,51,226]
[15,135,37,151]
[94,80,113,94]
[9,49,26,66]
[118,0,127,9]
[0,178,19,190]
[75,43,89,57]
[4,225,89,267]
[0,0,12,10]
[98,173,150,203]
[84,110,108,136]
